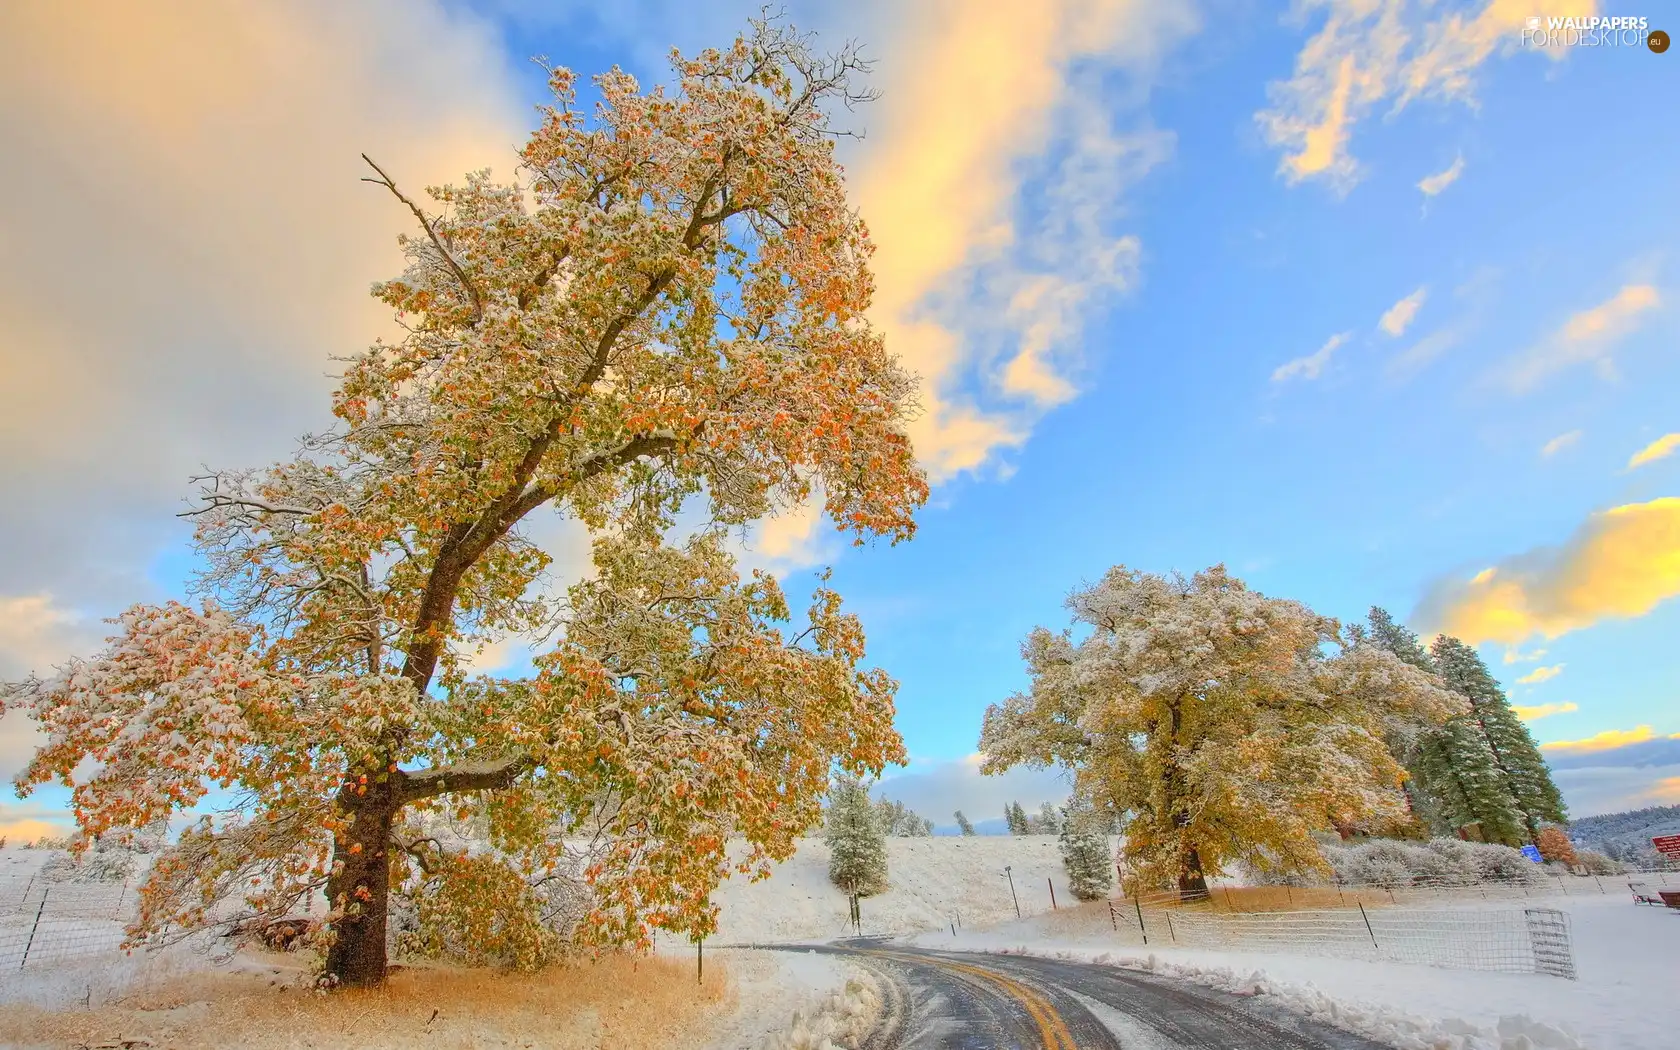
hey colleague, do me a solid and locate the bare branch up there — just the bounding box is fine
[361,154,485,326]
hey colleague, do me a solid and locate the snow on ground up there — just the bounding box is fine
[905,890,1678,1050]
[701,835,1110,944]
[694,948,878,1050]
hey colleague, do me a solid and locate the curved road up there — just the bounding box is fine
[778,940,1389,1049]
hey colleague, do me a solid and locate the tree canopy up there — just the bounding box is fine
[980,565,1464,895]
[0,20,925,987]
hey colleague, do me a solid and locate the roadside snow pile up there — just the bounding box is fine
[1100,951,1589,1050]
[697,948,876,1050]
[763,970,882,1050]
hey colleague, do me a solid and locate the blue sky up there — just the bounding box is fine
[0,1,1675,838]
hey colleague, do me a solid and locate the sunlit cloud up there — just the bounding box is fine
[1503,646,1547,665]
[1644,776,1680,804]
[1272,331,1351,382]
[1259,0,1595,192]
[853,0,1198,479]
[1540,430,1582,458]
[1379,287,1427,337]
[1416,497,1680,644]
[1515,664,1563,685]
[1497,283,1661,394]
[1541,725,1659,753]
[1510,701,1577,721]
[1627,433,1680,471]
[1417,155,1465,197]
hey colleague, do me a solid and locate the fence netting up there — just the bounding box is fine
[1165,905,1576,979]
[0,878,134,972]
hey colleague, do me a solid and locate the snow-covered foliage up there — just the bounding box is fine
[953,811,975,836]
[1569,804,1680,868]
[873,798,934,836]
[1573,849,1624,875]
[1311,838,1546,887]
[980,566,1466,893]
[1005,802,1030,835]
[824,774,888,897]
[1056,794,1113,900]
[0,19,927,988]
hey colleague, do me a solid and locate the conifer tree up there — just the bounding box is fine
[1431,636,1567,837]
[1034,801,1062,835]
[825,774,888,897]
[1411,718,1528,845]
[1005,802,1029,835]
[1057,795,1114,900]
[954,811,976,836]
[1366,607,1457,835]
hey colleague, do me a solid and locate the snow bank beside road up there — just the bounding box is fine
[697,948,878,1050]
[909,893,1673,1050]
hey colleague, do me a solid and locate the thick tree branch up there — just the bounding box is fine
[397,757,530,804]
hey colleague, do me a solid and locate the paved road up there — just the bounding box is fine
[779,941,1390,1049]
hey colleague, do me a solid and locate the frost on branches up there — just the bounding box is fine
[1057,794,1113,901]
[0,20,925,989]
[979,566,1465,900]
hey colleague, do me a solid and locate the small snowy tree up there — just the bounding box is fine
[1030,801,1062,835]
[954,810,975,836]
[980,565,1465,899]
[1057,795,1113,900]
[1005,801,1029,835]
[825,774,888,897]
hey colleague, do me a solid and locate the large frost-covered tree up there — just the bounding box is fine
[1431,636,1566,837]
[980,566,1465,898]
[0,22,925,989]
[825,773,888,897]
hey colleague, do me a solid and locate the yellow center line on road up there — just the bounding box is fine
[862,949,1079,1050]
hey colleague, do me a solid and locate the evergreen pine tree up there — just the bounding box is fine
[1006,801,1029,835]
[1035,801,1062,835]
[1431,635,1568,837]
[825,773,888,897]
[1366,607,1452,834]
[1411,717,1528,845]
[1057,796,1114,900]
[954,811,976,836]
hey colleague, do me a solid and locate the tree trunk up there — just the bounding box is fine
[1177,846,1210,902]
[323,785,397,988]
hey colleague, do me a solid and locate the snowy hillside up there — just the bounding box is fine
[1568,804,1680,865]
[698,835,1119,944]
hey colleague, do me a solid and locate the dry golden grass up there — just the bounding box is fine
[0,950,734,1050]
[1170,885,1397,913]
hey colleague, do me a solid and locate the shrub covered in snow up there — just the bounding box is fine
[1251,837,1548,887]
[1574,848,1624,875]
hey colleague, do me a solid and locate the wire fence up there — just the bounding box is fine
[1161,905,1576,979]
[0,878,135,973]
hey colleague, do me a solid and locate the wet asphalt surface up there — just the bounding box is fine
[771,940,1393,1050]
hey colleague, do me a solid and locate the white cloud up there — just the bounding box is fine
[1272,331,1351,382]
[1540,430,1582,458]
[1379,286,1427,336]
[1384,327,1463,381]
[1417,155,1464,197]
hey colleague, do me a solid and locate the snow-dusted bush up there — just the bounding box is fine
[1317,837,1544,887]
[1575,849,1623,875]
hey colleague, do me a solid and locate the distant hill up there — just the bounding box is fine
[1568,804,1680,867]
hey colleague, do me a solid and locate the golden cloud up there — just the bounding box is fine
[1416,497,1680,643]
[1644,776,1680,804]
[0,818,72,844]
[854,0,1196,478]
[1259,0,1595,191]
[1541,725,1655,753]
[1417,155,1465,197]
[1510,701,1577,721]
[1628,433,1680,471]
[1380,287,1428,337]
[1498,284,1661,393]
[1515,664,1563,685]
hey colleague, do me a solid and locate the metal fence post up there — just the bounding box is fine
[1048,878,1057,911]
[1164,911,1176,944]
[1357,902,1378,950]
[1134,899,1148,945]
[1108,901,1117,931]
[20,888,48,971]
